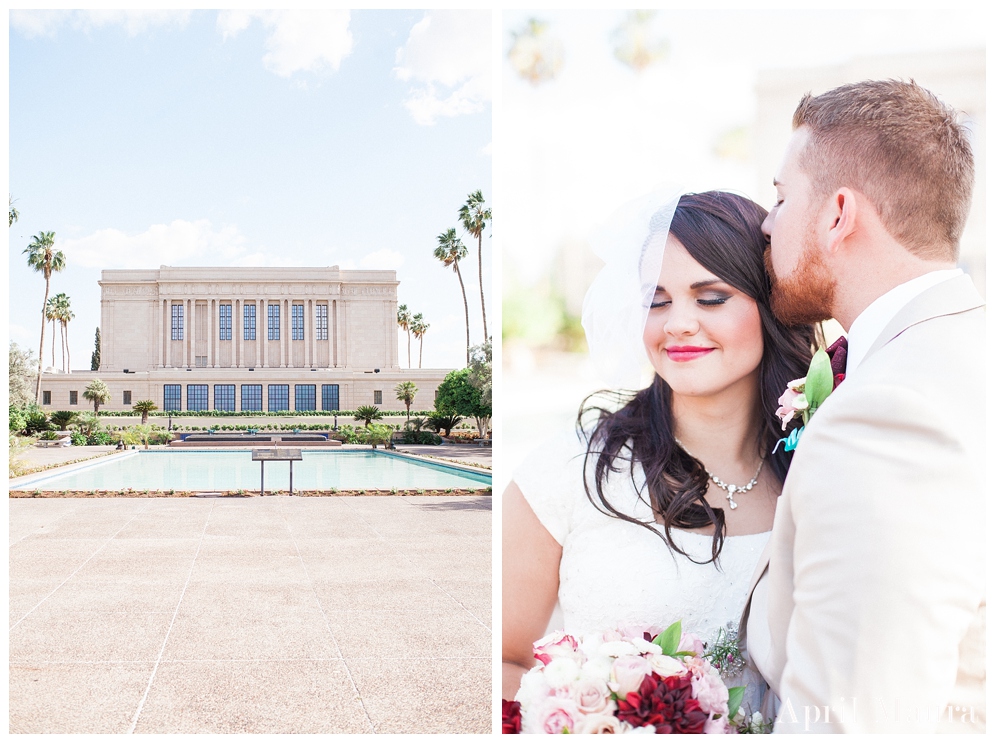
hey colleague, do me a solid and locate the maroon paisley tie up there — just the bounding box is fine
[827,335,848,388]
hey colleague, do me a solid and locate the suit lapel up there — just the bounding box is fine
[863,274,984,361]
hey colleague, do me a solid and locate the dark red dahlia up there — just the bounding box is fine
[502,699,522,734]
[616,672,708,734]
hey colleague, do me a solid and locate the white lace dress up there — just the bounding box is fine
[514,432,769,712]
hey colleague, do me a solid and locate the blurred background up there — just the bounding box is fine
[499,9,986,492]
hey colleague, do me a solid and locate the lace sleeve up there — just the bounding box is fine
[512,431,590,546]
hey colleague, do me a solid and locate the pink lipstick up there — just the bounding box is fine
[666,346,715,362]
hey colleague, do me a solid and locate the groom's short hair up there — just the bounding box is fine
[792,79,974,261]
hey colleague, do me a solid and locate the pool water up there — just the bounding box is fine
[11,450,491,492]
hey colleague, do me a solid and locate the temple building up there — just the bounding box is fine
[38,266,450,413]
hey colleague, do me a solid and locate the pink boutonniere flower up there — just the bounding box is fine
[774,348,835,453]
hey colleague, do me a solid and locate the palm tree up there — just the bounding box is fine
[24,231,66,403]
[49,410,78,431]
[9,195,19,227]
[82,378,111,413]
[411,313,429,369]
[434,228,470,366]
[45,296,60,371]
[394,381,418,423]
[133,399,158,425]
[354,405,384,428]
[55,294,73,373]
[459,190,491,340]
[397,304,412,368]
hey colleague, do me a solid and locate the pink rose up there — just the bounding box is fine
[690,667,729,717]
[533,631,581,666]
[610,654,654,696]
[572,675,613,714]
[530,697,582,734]
[704,715,730,734]
[678,631,705,657]
[775,378,808,431]
[575,714,624,734]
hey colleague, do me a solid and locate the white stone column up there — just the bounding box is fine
[281,298,289,368]
[157,299,164,368]
[182,299,189,369]
[261,299,268,368]
[306,299,312,368]
[210,299,216,368]
[236,299,242,368]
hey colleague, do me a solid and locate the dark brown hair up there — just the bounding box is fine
[793,79,974,260]
[580,191,815,564]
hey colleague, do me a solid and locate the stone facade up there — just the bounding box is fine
[39,267,450,413]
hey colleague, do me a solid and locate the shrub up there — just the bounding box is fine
[399,430,442,445]
[24,412,51,435]
[70,431,87,446]
[8,406,27,433]
[40,430,61,440]
[86,431,113,446]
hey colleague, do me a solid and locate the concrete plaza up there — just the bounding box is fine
[9,495,491,733]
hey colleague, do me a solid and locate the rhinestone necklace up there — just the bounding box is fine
[674,438,764,510]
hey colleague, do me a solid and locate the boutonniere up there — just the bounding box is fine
[774,348,835,453]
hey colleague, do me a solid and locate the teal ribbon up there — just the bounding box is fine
[773,426,803,454]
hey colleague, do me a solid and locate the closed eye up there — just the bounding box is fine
[698,297,729,306]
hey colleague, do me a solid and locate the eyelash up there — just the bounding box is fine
[650,297,730,309]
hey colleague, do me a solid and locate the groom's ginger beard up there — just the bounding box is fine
[763,241,836,326]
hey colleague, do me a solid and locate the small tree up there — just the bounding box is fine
[133,399,158,425]
[361,422,394,449]
[394,381,417,424]
[49,410,78,431]
[467,339,492,408]
[83,378,111,413]
[72,411,101,438]
[91,327,101,371]
[427,412,462,437]
[9,342,36,410]
[122,423,157,450]
[435,368,491,439]
[354,405,383,428]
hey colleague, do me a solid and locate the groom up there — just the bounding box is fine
[741,80,985,733]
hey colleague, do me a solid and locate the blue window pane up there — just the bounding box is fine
[295,384,316,411]
[164,385,182,411]
[244,304,256,341]
[171,304,183,340]
[268,384,289,412]
[219,304,232,341]
[292,304,304,340]
[187,385,209,411]
[241,384,262,411]
[321,384,339,411]
[268,304,280,340]
[214,384,235,412]
[316,304,328,340]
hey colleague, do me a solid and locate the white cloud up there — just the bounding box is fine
[11,10,190,38]
[360,249,405,270]
[393,10,491,125]
[57,220,269,270]
[217,10,353,78]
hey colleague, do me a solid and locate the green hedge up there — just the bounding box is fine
[98,410,436,418]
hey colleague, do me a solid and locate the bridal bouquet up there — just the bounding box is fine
[507,621,745,734]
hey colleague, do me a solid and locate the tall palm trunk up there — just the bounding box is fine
[62,321,70,373]
[477,232,487,339]
[51,319,57,370]
[65,322,71,372]
[35,276,50,402]
[407,330,411,369]
[60,322,66,372]
[418,337,423,368]
[455,263,470,366]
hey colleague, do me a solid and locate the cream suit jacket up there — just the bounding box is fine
[741,274,986,733]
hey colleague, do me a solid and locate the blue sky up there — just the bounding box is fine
[8,9,492,372]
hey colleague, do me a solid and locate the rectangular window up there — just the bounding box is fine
[214,384,235,412]
[42,390,51,405]
[321,384,339,411]
[316,304,328,341]
[268,384,290,412]
[164,384,182,411]
[195,356,207,368]
[241,384,263,412]
[374,390,382,405]
[292,304,304,340]
[69,390,78,405]
[123,391,132,406]
[268,304,280,340]
[244,304,256,341]
[187,385,209,411]
[171,304,183,340]
[219,304,232,341]
[295,384,316,411]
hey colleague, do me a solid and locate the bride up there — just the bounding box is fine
[502,190,816,709]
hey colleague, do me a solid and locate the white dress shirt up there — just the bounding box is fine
[844,268,963,373]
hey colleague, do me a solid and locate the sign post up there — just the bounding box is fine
[250,448,304,495]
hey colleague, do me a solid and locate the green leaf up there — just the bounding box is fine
[652,620,682,656]
[727,686,746,720]
[803,349,833,419]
